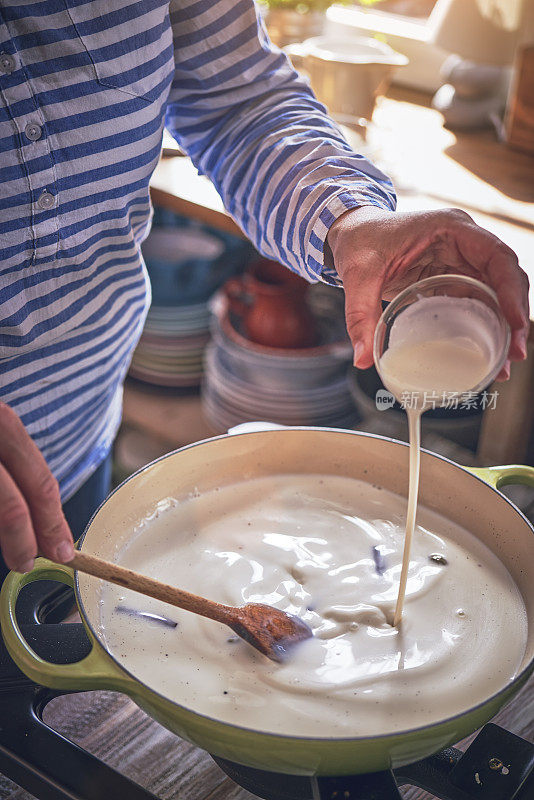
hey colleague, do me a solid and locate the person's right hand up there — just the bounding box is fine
[327,206,530,379]
[0,402,74,573]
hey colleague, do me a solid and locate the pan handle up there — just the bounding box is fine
[467,464,534,489]
[0,558,138,695]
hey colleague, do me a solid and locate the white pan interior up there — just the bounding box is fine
[77,429,534,677]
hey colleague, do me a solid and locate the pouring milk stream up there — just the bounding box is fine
[375,277,510,625]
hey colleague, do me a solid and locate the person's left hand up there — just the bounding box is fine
[326,206,530,380]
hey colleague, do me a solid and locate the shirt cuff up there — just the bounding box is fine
[306,189,397,287]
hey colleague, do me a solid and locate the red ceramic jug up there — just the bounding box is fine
[224,259,318,349]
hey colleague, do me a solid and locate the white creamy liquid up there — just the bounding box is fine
[379,337,491,402]
[378,295,498,624]
[99,474,527,738]
[379,295,498,407]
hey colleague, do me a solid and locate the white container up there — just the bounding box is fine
[285,35,408,123]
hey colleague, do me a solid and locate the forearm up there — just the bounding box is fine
[165,0,395,283]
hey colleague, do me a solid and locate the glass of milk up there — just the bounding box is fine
[373,274,510,410]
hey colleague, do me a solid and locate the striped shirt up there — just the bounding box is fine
[0,0,395,501]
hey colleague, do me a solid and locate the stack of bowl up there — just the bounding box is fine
[202,282,358,431]
[129,300,213,388]
[129,216,254,388]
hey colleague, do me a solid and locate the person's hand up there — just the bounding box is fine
[0,403,74,573]
[327,207,530,380]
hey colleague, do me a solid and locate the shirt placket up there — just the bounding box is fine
[0,19,59,263]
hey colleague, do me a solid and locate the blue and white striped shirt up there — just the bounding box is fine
[0,0,395,501]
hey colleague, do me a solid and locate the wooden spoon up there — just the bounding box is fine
[64,551,313,663]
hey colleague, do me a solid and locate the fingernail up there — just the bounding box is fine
[353,343,364,367]
[55,541,74,563]
[17,559,35,574]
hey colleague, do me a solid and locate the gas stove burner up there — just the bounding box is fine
[0,581,533,800]
[213,725,534,800]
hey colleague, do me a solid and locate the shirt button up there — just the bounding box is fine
[25,122,42,142]
[37,191,55,210]
[0,53,16,74]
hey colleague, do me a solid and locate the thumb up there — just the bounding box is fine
[343,274,384,369]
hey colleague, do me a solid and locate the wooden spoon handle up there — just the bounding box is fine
[68,551,232,625]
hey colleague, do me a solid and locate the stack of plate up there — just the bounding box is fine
[129,219,254,389]
[202,284,359,431]
[129,302,211,388]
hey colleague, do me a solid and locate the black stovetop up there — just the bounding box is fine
[1,581,533,800]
